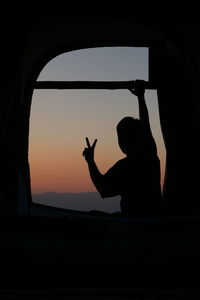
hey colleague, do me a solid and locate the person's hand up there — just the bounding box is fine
[129,79,145,97]
[82,137,97,162]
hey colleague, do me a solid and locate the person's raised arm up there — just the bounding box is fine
[129,80,153,138]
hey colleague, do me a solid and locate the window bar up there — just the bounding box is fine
[34,80,156,90]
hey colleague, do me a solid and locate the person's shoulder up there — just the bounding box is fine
[114,157,128,168]
[104,157,126,176]
[117,157,127,163]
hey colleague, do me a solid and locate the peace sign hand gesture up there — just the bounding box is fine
[82,137,97,162]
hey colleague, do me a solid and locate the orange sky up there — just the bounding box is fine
[29,89,166,194]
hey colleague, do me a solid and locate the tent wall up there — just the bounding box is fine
[149,47,200,215]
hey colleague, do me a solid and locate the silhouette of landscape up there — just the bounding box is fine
[32,191,120,213]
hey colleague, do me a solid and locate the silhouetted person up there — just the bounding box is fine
[83,80,162,218]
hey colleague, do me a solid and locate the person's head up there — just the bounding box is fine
[116,116,143,156]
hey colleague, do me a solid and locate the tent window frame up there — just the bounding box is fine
[26,43,166,217]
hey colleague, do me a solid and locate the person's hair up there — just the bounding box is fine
[117,116,143,143]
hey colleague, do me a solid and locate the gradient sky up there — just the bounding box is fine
[29,47,166,197]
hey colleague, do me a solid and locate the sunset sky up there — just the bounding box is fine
[29,47,166,197]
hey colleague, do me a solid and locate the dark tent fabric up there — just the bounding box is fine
[149,45,200,215]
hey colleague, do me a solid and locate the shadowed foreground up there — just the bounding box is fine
[1,211,200,298]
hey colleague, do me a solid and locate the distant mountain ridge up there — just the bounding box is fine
[32,191,120,213]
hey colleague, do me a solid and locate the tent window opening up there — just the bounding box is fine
[29,46,166,214]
